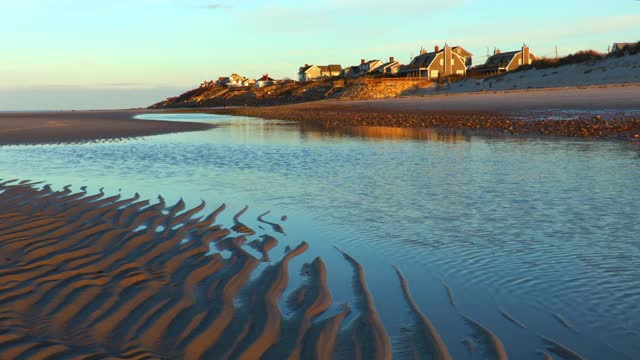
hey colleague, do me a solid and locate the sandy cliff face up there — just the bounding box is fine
[149,78,429,109]
[149,81,334,109]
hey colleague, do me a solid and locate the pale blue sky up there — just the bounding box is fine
[1,0,638,110]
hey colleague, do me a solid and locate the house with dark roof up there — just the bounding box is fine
[298,64,342,81]
[256,74,277,88]
[359,59,383,74]
[374,57,402,75]
[610,42,638,54]
[477,46,538,74]
[399,45,471,79]
[341,65,361,78]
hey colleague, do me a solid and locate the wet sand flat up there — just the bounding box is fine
[210,85,640,140]
[0,180,400,359]
[0,110,214,145]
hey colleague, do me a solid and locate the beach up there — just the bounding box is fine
[1,108,637,358]
[210,85,640,140]
[0,110,214,145]
[0,179,396,359]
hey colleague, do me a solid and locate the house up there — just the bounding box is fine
[452,46,473,69]
[610,42,637,54]
[319,65,342,78]
[359,59,383,74]
[375,57,402,75]
[242,78,256,87]
[478,45,538,74]
[215,77,230,86]
[341,65,361,78]
[399,45,471,79]
[226,73,246,87]
[298,64,342,81]
[200,80,216,88]
[256,74,277,88]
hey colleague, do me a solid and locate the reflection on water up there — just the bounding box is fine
[299,124,477,143]
[1,113,639,359]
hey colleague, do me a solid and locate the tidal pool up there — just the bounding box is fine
[1,113,638,359]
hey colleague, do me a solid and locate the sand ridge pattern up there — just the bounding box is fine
[0,179,589,359]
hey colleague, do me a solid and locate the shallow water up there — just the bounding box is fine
[1,113,639,359]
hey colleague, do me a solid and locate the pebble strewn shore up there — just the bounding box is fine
[212,105,640,141]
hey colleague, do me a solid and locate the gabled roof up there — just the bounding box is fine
[484,49,538,67]
[327,64,342,72]
[379,61,400,69]
[362,60,381,66]
[485,51,520,65]
[407,51,439,69]
[258,75,275,82]
[299,65,317,73]
[452,46,473,58]
[612,42,637,51]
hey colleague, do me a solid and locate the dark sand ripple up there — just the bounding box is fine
[0,180,398,359]
[0,179,622,359]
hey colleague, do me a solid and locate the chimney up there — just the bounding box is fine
[435,45,440,52]
[305,64,309,67]
[361,59,366,65]
[390,56,395,62]
[522,45,530,65]
[420,49,427,55]
[494,49,501,55]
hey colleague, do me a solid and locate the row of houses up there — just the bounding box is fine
[203,42,634,90]
[201,73,278,89]
[299,44,539,81]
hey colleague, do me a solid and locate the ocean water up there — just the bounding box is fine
[1,113,638,359]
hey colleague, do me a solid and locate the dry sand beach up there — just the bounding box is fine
[0,110,213,145]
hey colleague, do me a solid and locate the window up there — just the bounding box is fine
[431,70,439,78]
[518,59,522,65]
[451,59,455,65]
[439,59,444,66]
[456,70,464,75]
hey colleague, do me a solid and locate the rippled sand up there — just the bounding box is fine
[0,179,593,359]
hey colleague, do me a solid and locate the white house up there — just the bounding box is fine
[256,74,277,88]
[227,73,246,87]
[375,57,402,75]
[359,59,383,74]
[242,78,256,87]
[298,64,342,81]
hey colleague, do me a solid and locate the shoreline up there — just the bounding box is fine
[205,85,640,141]
[0,110,214,145]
